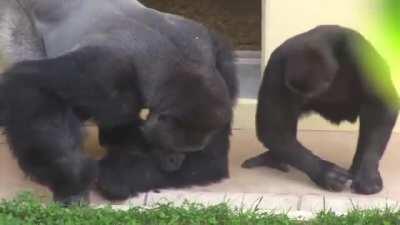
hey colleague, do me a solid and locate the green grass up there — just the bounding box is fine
[1,193,400,225]
[363,0,400,96]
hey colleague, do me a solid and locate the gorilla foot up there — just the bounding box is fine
[312,161,350,192]
[241,151,290,172]
[54,191,89,207]
[351,170,383,195]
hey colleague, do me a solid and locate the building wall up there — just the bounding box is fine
[262,0,373,68]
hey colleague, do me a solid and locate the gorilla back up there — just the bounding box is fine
[0,0,238,204]
[0,0,45,67]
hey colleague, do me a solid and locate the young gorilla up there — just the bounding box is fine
[0,0,237,204]
[243,25,398,195]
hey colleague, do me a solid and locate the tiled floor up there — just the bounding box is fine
[1,127,400,213]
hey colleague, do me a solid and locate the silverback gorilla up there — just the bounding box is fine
[243,25,398,195]
[0,0,237,204]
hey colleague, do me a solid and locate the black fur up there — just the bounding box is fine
[243,25,398,195]
[98,124,231,200]
[0,0,237,203]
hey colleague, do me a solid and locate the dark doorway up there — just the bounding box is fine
[140,0,261,50]
[140,0,262,98]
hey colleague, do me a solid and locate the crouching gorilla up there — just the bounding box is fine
[0,0,237,204]
[243,25,398,195]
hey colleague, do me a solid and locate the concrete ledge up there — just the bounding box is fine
[93,190,399,219]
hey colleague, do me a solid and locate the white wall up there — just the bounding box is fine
[249,0,400,132]
[262,0,375,67]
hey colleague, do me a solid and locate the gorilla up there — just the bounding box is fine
[0,0,237,204]
[243,25,398,195]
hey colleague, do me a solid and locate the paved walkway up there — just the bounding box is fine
[1,127,400,217]
[92,190,398,220]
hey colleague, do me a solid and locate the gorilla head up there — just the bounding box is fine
[284,42,339,98]
[141,66,233,171]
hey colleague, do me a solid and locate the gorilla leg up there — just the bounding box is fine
[4,86,96,205]
[266,140,350,192]
[242,151,290,172]
[251,79,350,191]
[350,100,398,194]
